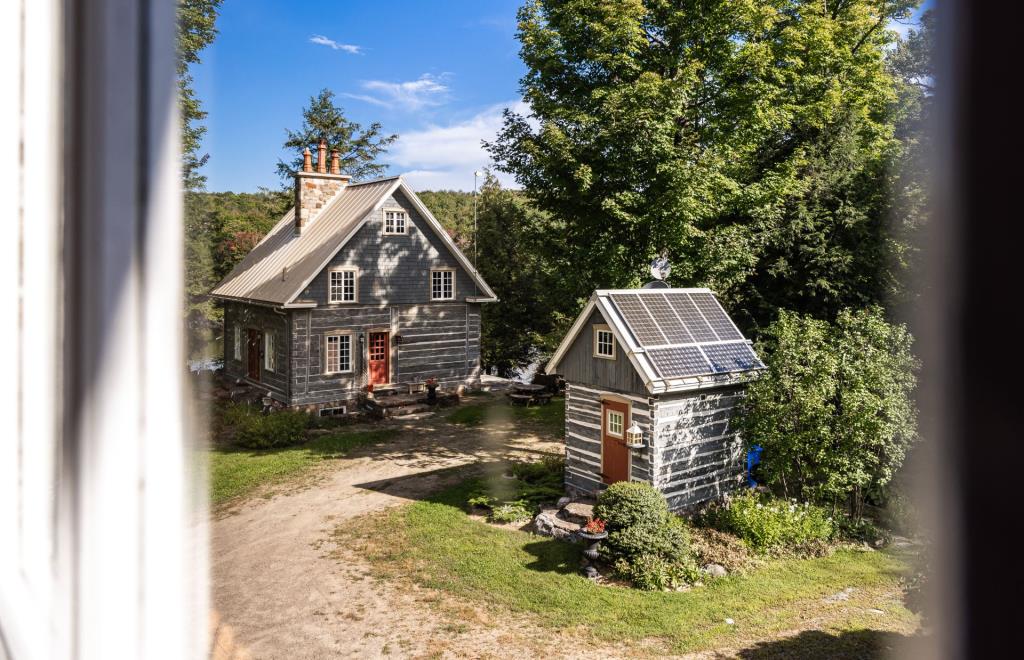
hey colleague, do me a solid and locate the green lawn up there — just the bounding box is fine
[447,395,565,437]
[209,429,391,505]
[340,477,918,655]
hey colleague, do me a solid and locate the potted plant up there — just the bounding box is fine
[577,518,608,579]
[425,377,438,403]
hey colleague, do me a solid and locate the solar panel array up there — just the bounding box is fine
[607,291,763,379]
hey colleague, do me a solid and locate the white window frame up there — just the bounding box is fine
[328,267,358,303]
[382,207,407,235]
[324,332,353,374]
[264,331,276,372]
[430,269,455,301]
[233,325,241,360]
[593,324,616,359]
[606,409,625,438]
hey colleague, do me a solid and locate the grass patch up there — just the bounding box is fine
[447,396,565,437]
[339,478,918,654]
[209,429,391,505]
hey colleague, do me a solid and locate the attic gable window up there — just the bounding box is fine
[431,269,455,300]
[325,333,352,374]
[383,209,407,235]
[329,268,357,303]
[594,325,616,359]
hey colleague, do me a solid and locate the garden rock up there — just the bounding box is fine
[560,502,595,524]
[556,496,572,508]
[702,563,728,578]
[533,510,581,541]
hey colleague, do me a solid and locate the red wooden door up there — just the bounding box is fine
[601,400,630,484]
[246,329,261,381]
[368,332,389,385]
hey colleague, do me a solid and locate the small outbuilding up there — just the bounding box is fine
[545,287,765,512]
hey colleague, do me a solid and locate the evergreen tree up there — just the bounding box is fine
[177,0,222,190]
[276,89,398,183]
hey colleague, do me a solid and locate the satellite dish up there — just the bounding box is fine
[650,255,671,281]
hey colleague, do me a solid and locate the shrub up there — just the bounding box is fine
[225,404,309,449]
[702,489,834,553]
[605,515,689,562]
[594,482,697,589]
[614,553,700,592]
[736,307,918,519]
[490,501,533,524]
[593,481,669,529]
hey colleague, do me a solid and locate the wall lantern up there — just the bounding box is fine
[625,423,644,449]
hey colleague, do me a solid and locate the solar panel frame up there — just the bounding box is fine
[688,292,743,341]
[702,342,764,373]
[609,293,668,346]
[646,346,713,378]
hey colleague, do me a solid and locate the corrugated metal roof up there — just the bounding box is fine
[210,177,401,305]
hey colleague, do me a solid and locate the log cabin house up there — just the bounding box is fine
[210,141,497,413]
[545,287,764,511]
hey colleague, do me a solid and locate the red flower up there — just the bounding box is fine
[583,518,606,534]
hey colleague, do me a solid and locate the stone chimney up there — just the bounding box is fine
[294,138,350,234]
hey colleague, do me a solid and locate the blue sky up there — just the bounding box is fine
[194,0,526,193]
[195,0,932,194]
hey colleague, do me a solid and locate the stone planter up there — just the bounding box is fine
[576,530,608,579]
[426,384,438,403]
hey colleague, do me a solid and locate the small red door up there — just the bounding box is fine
[246,329,261,381]
[601,400,630,484]
[368,332,389,385]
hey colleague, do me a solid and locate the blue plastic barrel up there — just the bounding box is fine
[746,445,763,487]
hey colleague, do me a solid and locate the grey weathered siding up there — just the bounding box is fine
[556,309,648,396]
[650,386,745,511]
[298,188,480,306]
[286,302,482,407]
[222,302,291,399]
[564,384,653,496]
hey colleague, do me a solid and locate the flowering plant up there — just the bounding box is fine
[583,518,606,534]
[425,377,438,386]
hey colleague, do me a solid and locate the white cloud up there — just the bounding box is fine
[343,74,450,111]
[309,35,361,54]
[389,101,529,191]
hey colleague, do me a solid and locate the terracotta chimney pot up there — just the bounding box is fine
[330,150,341,175]
[316,139,328,173]
[302,147,312,173]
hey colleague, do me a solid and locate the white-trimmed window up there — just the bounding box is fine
[264,332,276,372]
[431,269,455,300]
[383,209,407,235]
[233,325,241,360]
[594,325,616,359]
[325,333,352,374]
[607,410,625,437]
[329,268,357,303]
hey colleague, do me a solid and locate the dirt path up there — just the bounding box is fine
[211,407,569,659]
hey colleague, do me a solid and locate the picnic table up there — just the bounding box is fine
[506,382,553,407]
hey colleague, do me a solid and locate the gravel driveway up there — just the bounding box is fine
[210,406,563,659]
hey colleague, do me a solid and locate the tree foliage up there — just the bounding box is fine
[184,189,291,343]
[276,89,398,183]
[416,190,478,249]
[177,0,222,190]
[737,307,918,517]
[488,0,922,332]
[474,174,574,376]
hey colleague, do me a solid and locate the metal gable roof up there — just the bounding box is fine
[546,288,765,394]
[209,176,496,306]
